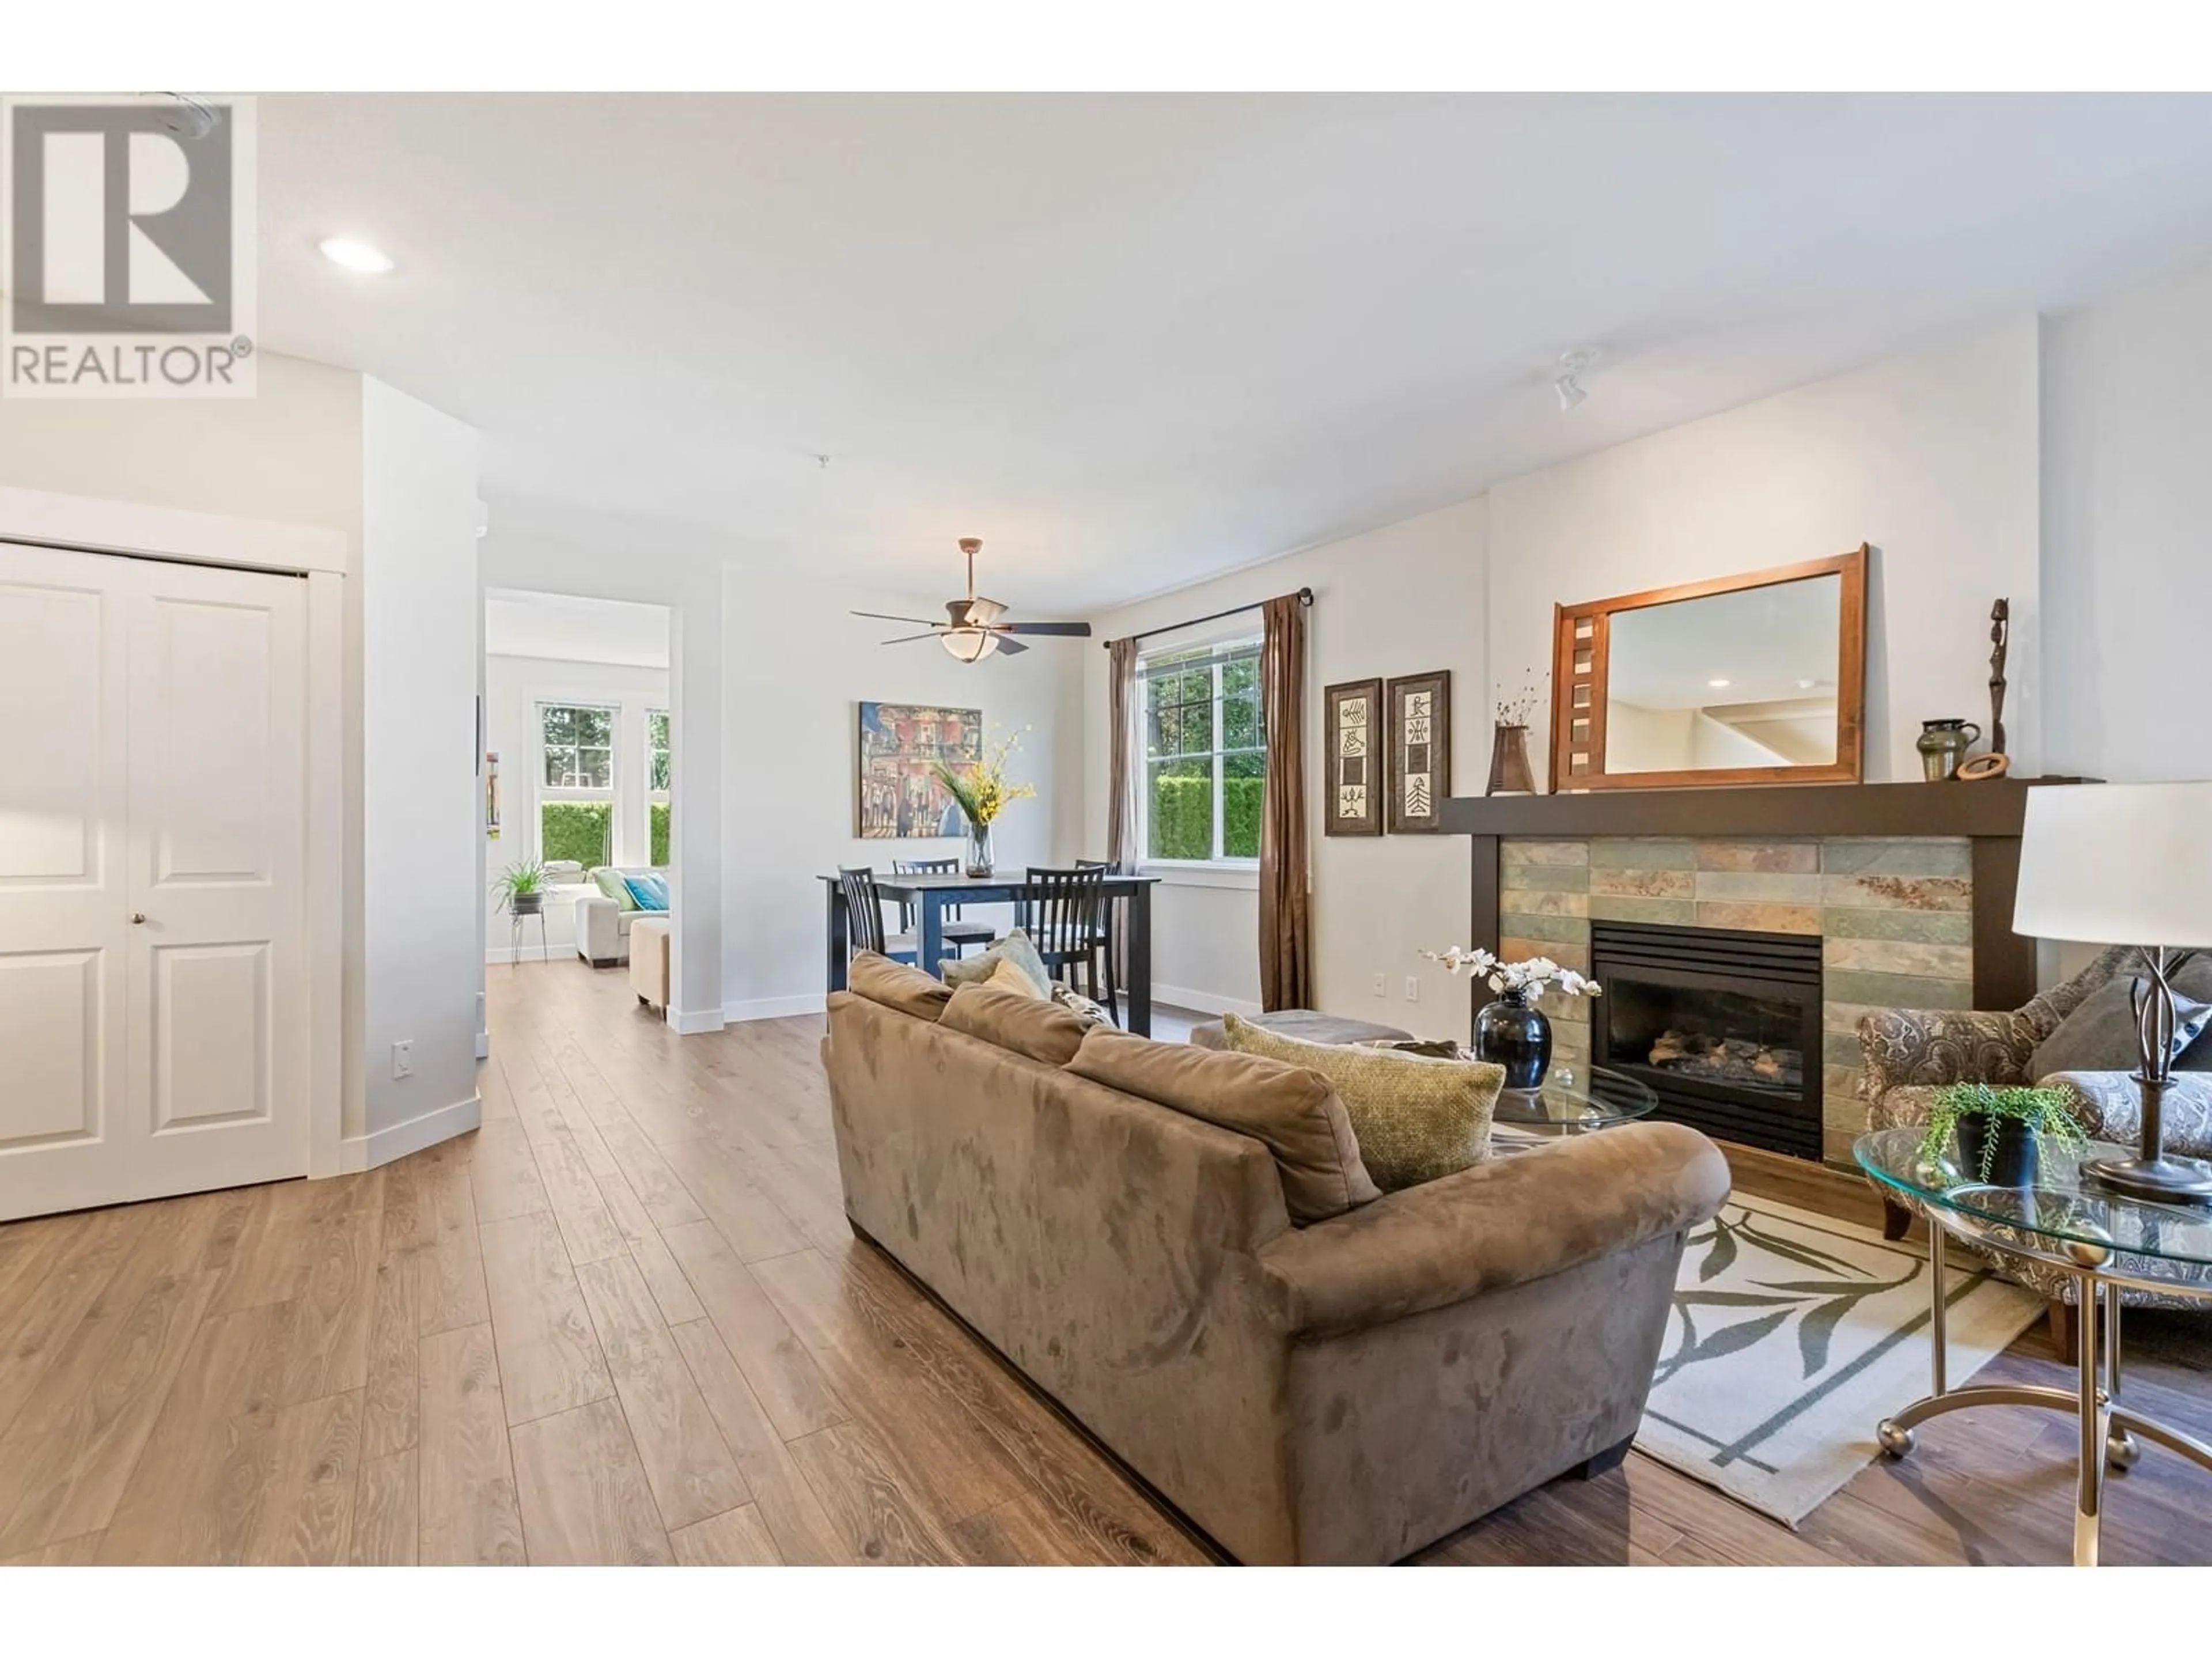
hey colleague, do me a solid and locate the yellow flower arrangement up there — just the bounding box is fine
[934,731,1036,829]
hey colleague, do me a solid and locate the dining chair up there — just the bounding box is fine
[1020,865,1111,1010]
[837,866,918,965]
[892,858,998,959]
[1074,857,1122,1025]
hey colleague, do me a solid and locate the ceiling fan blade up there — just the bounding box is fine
[878,632,940,645]
[996,621,1093,637]
[852,609,940,626]
[993,636,1030,655]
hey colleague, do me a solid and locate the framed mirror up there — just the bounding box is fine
[1547,546,1868,791]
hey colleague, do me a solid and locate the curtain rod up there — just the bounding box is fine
[1103,587,1314,650]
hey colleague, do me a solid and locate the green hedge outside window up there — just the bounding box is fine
[1148,774,1263,861]
[541,801,612,867]
[650,802,671,868]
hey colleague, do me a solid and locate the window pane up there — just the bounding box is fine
[1180,692,1213,753]
[1222,749,1264,861]
[649,710,672,793]
[1146,758,1214,861]
[576,746,613,790]
[1221,692,1260,751]
[540,800,612,866]
[1150,706,1180,756]
[541,706,576,747]
[574,707,614,747]
[649,802,671,866]
[1177,668,1211,707]
[1220,657,1257,699]
[650,751,671,793]
[543,746,572,788]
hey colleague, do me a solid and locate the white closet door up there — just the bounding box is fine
[0,544,309,1221]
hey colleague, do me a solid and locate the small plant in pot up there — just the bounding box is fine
[1422,945,1601,1090]
[1919,1082,2089,1187]
[491,858,550,916]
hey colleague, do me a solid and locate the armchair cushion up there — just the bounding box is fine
[1256,1122,1729,1338]
[1856,1007,2039,1099]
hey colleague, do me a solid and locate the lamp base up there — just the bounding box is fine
[2085,1153,2212,1205]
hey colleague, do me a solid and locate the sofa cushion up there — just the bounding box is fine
[1223,1012,1505,1193]
[848,951,953,1022]
[592,867,639,912]
[941,980,1090,1065]
[623,872,671,912]
[941,927,1053,994]
[2032,952,2212,1078]
[1068,1027,1380,1224]
[985,956,1050,999]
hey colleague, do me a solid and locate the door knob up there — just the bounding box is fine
[131,913,147,925]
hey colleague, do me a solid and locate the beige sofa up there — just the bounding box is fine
[822,953,1730,1565]
[573,866,667,967]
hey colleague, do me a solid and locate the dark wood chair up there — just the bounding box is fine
[893,858,998,959]
[837,866,918,965]
[1020,865,1110,1010]
[1075,857,1122,1024]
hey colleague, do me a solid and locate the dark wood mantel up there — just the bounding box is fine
[1441,777,2078,1013]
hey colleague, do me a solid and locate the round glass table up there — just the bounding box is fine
[1488,1065,1657,1135]
[1857,1125,2212,1567]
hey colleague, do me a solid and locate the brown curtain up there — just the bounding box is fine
[1106,636,1139,873]
[1259,593,1313,1011]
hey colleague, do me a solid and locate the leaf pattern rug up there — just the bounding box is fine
[1634,1191,2040,1526]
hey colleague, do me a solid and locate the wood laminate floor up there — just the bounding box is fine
[3,956,2210,1566]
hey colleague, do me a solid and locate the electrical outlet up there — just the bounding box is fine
[391,1039,414,1081]
[1404,976,1421,1003]
[1372,972,1388,998]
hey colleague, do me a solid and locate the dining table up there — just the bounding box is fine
[820,870,1162,1036]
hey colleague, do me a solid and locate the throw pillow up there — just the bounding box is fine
[1067,1027,1380,1224]
[985,956,1050,1000]
[941,927,1052,995]
[623,872,671,912]
[1222,1012,1505,1192]
[2033,952,2212,1077]
[1050,984,1113,1027]
[941,981,1090,1066]
[593,868,639,912]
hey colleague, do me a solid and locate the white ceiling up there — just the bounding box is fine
[257,93,2212,614]
[484,588,670,668]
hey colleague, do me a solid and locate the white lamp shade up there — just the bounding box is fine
[2014,782,2212,947]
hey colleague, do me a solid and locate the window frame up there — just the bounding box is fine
[1135,634,1267,872]
[535,699,620,870]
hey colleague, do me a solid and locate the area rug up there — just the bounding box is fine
[1633,1191,2041,1526]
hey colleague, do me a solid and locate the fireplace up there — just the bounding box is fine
[1588,919,1824,1159]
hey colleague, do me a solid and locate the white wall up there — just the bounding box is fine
[2042,259,2212,783]
[1490,319,2045,787]
[720,572,1081,1021]
[360,380,483,1146]
[1084,498,1490,1037]
[484,654,671,960]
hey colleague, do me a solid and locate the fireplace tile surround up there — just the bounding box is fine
[1500,836,1974,1164]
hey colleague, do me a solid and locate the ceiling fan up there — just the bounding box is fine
[854,537,1093,662]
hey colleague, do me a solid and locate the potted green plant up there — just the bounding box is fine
[1919,1082,2089,1187]
[491,858,550,916]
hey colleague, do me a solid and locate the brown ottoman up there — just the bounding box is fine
[1189,1009,1414,1050]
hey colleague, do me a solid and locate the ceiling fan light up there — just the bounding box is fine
[941,627,998,663]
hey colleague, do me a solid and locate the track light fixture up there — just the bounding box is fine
[1554,347,1598,413]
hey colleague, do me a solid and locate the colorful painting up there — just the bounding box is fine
[857,701,983,838]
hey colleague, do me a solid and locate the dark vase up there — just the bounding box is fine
[1955,1113,2038,1186]
[1476,988,1552,1090]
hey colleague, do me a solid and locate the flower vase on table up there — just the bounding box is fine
[934,731,1036,886]
[963,821,995,880]
[1421,945,1604,1092]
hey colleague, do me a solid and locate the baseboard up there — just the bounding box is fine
[340,1092,481,1173]
[668,1005,728,1035]
[723,992,828,1024]
[1153,982,1263,1020]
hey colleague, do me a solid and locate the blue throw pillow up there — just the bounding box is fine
[623,872,670,912]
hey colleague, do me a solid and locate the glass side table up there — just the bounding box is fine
[1489,1065,1657,1137]
[1857,1126,2212,1567]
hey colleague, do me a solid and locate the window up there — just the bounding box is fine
[539,702,615,868]
[647,709,672,866]
[1140,638,1266,863]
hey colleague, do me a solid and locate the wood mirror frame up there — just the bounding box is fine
[1546,544,1868,791]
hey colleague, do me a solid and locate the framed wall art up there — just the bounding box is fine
[1324,679,1383,836]
[1387,671,1451,833]
[857,700,983,838]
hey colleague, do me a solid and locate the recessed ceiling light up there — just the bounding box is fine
[1707,677,1732,689]
[319,237,393,274]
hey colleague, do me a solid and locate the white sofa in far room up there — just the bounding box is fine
[574,866,670,967]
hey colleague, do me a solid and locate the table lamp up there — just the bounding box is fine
[2014,781,2212,1202]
